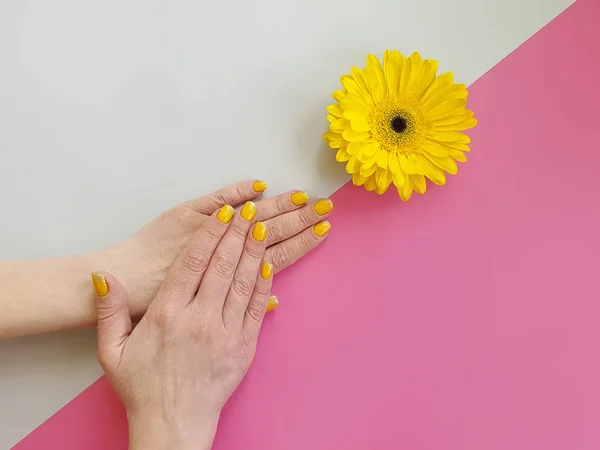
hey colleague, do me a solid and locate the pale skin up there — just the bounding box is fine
[95,203,300,449]
[0,180,333,339]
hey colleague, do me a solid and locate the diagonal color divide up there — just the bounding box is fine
[14,0,600,448]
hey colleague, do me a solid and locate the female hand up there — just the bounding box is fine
[104,180,333,317]
[92,203,279,450]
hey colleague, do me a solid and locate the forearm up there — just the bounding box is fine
[128,411,219,450]
[0,243,145,339]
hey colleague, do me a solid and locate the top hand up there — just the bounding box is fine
[105,180,333,317]
[93,203,283,450]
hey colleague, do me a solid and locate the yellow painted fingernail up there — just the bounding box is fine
[267,295,279,312]
[291,191,309,206]
[314,198,334,216]
[253,180,268,193]
[314,220,331,237]
[253,222,267,242]
[217,205,234,223]
[91,273,108,297]
[261,262,273,280]
[241,201,257,221]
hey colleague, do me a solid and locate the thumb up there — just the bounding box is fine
[91,272,132,369]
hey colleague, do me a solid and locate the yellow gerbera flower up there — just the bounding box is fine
[323,50,477,201]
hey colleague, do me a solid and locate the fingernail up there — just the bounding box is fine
[217,205,234,223]
[241,201,257,221]
[261,262,273,280]
[267,295,279,312]
[313,198,334,216]
[91,273,108,297]
[314,220,331,237]
[291,191,309,206]
[253,222,267,242]
[253,180,268,193]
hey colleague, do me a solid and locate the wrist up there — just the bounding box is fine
[128,410,219,450]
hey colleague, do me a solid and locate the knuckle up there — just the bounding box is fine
[244,241,264,260]
[154,306,177,329]
[267,221,286,243]
[266,246,289,270]
[296,209,313,229]
[246,300,265,323]
[211,253,236,277]
[181,246,210,273]
[232,273,255,298]
[254,279,271,297]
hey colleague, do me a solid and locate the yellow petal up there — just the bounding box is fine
[423,84,468,111]
[445,141,472,152]
[413,59,439,98]
[421,139,451,157]
[375,169,393,194]
[410,174,427,194]
[364,54,386,103]
[350,67,372,100]
[403,52,424,94]
[415,154,443,181]
[349,118,371,133]
[341,75,361,95]
[364,174,377,191]
[432,131,471,144]
[356,142,378,162]
[335,148,351,162]
[327,104,343,117]
[375,150,388,169]
[330,118,350,133]
[384,50,401,96]
[342,128,370,142]
[388,152,400,174]
[421,72,454,105]
[360,164,377,177]
[433,112,473,127]
[340,94,372,116]
[450,149,467,163]
[399,53,414,95]
[346,155,362,174]
[398,153,417,174]
[393,171,406,188]
[398,180,413,201]
[428,99,468,120]
[332,90,347,102]
[426,155,458,175]
[352,173,368,186]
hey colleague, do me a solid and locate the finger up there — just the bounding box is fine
[191,201,257,312]
[92,272,132,371]
[243,262,274,341]
[265,220,332,274]
[254,190,309,221]
[264,198,333,246]
[159,205,234,306]
[222,222,267,329]
[188,180,268,214]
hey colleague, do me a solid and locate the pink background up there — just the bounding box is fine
[15,0,600,448]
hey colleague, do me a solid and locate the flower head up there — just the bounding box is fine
[324,51,476,201]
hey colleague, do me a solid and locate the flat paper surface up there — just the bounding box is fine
[14,1,600,448]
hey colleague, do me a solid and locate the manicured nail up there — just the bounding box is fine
[241,201,257,221]
[314,220,331,237]
[253,180,268,193]
[291,191,309,206]
[217,205,234,223]
[261,262,273,280]
[253,222,267,242]
[91,273,108,297]
[313,198,334,216]
[267,295,279,312]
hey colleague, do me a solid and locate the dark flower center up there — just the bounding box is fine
[390,116,408,133]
